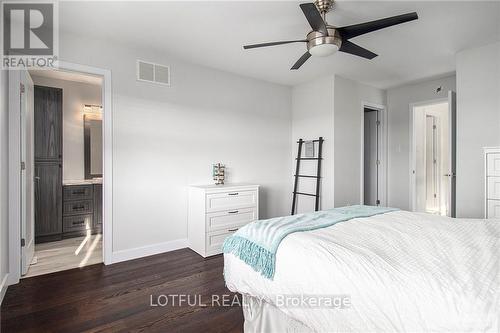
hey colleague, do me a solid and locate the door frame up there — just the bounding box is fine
[408,97,448,213]
[8,61,113,285]
[360,102,388,206]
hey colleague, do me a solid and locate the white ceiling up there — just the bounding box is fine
[59,1,500,88]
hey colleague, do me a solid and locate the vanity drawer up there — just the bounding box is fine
[63,185,93,201]
[205,229,237,256]
[63,200,93,216]
[206,190,257,212]
[206,208,256,232]
[63,214,92,233]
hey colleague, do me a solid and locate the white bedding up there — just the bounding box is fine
[224,210,500,332]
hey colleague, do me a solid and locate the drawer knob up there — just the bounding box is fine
[73,221,85,225]
[73,190,86,195]
[228,210,239,214]
[73,205,85,210]
[228,192,239,196]
[228,228,239,232]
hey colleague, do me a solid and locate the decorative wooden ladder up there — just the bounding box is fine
[291,137,324,215]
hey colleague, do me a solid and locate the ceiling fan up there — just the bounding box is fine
[243,0,418,70]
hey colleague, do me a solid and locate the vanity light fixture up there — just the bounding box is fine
[83,104,102,114]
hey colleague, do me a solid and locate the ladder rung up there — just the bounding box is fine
[293,191,318,197]
[294,175,320,178]
[295,157,322,160]
[296,139,323,143]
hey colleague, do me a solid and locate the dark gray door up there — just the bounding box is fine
[34,86,62,161]
[35,162,62,237]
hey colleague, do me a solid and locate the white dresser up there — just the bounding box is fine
[485,147,500,218]
[188,184,259,257]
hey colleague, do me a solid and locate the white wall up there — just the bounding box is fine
[456,41,500,218]
[31,76,102,181]
[334,75,386,207]
[0,70,9,301]
[386,75,456,210]
[291,75,335,213]
[58,32,292,255]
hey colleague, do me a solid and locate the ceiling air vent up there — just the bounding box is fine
[137,60,170,86]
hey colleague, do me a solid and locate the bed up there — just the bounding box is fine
[224,208,500,332]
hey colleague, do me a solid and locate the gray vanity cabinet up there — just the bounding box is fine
[34,86,63,244]
[93,184,103,231]
[34,162,62,241]
[62,184,102,237]
[34,86,63,161]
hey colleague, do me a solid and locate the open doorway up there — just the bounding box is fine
[23,69,104,277]
[9,63,112,285]
[410,92,456,217]
[362,104,387,207]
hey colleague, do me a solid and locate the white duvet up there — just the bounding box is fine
[224,210,500,332]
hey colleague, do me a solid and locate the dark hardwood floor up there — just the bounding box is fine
[1,249,243,333]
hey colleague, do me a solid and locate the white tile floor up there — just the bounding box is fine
[24,234,103,278]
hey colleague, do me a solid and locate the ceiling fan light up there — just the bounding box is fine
[309,43,339,57]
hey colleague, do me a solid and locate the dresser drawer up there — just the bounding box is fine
[205,229,237,256]
[206,208,256,232]
[63,200,93,216]
[487,200,500,219]
[63,214,92,233]
[206,190,257,212]
[487,153,500,177]
[63,185,93,201]
[487,177,500,200]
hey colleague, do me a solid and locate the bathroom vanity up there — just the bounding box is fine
[62,180,102,239]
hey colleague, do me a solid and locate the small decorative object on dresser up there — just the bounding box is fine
[484,147,500,218]
[212,163,225,185]
[188,184,259,257]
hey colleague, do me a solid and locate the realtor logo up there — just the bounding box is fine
[1,1,58,69]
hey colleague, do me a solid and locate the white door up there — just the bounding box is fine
[425,115,439,213]
[364,110,379,206]
[446,91,457,217]
[20,70,35,275]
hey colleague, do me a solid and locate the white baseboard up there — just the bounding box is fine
[110,238,188,264]
[0,273,9,305]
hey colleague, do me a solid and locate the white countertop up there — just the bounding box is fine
[63,178,102,186]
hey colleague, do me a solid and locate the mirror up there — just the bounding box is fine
[84,113,103,179]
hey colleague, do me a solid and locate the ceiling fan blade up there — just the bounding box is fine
[300,3,328,35]
[337,12,418,40]
[339,40,378,59]
[243,40,307,49]
[291,52,311,70]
